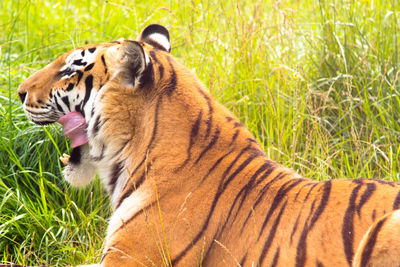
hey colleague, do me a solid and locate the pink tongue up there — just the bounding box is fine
[57,111,89,148]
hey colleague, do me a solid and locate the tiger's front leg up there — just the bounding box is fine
[61,144,97,187]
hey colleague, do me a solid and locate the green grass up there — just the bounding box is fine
[0,0,399,265]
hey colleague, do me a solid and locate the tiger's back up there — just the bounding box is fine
[18,24,400,266]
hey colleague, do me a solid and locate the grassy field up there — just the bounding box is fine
[0,0,399,265]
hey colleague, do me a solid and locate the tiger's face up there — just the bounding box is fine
[17,24,171,125]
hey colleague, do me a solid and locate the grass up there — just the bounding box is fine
[0,0,399,265]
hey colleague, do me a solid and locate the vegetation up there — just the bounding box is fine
[0,0,399,265]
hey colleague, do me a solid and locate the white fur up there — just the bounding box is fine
[63,145,97,187]
[149,33,171,52]
[106,188,149,239]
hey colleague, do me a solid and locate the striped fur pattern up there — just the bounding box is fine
[18,24,400,266]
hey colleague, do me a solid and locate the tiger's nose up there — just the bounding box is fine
[17,86,27,103]
[18,91,27,103]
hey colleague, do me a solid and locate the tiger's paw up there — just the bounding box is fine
[60,153,70,165]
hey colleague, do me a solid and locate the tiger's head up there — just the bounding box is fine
[17,24,171,125]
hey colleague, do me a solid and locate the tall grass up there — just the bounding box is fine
[0,0,399,265]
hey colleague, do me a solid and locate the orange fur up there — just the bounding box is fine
[18,25,400,266]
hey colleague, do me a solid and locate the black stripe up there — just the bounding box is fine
[359,216,388,266]
[230,129,239,146]
[147,96,162,150]
[180,110,203,167]
[165,57,177,96]
[75,104,82,116]
[194,127,220,164]
[271,247,280,267]
[84,63,95,71]
[81,75,93,111]
[112,200,156,239]
[295,199,316,267]
[101,55,108,74]
[61,96,70,111]
[88,47,96,53]
[150,50,164,79]
[290,212,301,245]
[226,116,234,122]
[66,83,74,91]
[393,191,400,210]
[54,96,64,113]
[309,181,331,229]
[259,201,287,265]
[294,181,332,267]
[357,183,376,216]
[254,173,296,210]
[236,162,274,211]
[123,158,145,192]
[240,171,288,232]
[222,150,263,190]
[92,115,101,136]
[239,254,247,266]
[135,172,146,189]
[109,162,123,195]
[304,183,319,201]
[58,69,75,79]
[145,39,167,52]
[247,137,257,143]
[158,65,164,80]
[198,89,213,139]
[73,59,86,66]
[76,70,84,84]
[199,149,234,186]
[222,162,273,230]
[290,182,324,245]
[375,179,395,187]
[294,182,315,201]
[316,260,325,267]
[116,172,146,209]
[296,181,332,267]
[253,163,276,187]
[234,122,243,128]
[258,179,303,241]
[342,183,362,266]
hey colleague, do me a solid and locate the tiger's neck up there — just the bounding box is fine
[95,70,295,208]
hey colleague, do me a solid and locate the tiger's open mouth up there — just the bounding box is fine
[57,111,89,148]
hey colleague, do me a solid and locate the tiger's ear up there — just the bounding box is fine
[138,24,171,53]
[117,40,150,88]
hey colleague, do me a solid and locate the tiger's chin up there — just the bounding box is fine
[62,162,96,187]
[60,144,98,188]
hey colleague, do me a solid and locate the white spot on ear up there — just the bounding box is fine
[149,33,171,52]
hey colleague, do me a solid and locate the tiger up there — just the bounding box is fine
[17,24,400,267]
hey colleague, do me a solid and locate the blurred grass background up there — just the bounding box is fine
[0,0,399,265]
